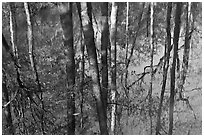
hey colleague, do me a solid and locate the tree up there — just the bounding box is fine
[24,2,45,134]
[2,2,201,135]
[79,2,108,134]
[178,2,192,99]
[155,2,172,135]
[110,2,118,135]
[123,2,145,101]
[9,2,18,58]
[100,2,109,121]
[124,3,130,126]
[76,2,85,130]
[148,2,154,134]
[168,2,182,135]
[59,2,75,134]
[2,33,21,135]
[124,2,129,91]
[24,2,34,70]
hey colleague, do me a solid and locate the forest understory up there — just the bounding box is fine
[2,2,202,135]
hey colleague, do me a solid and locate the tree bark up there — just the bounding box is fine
[125,2,129,71]
[178,2,192,99]
[76,2,85,130]
[24,2,34,71]
[101,2,109,120]
[80,2,108,134]
[59,2,75,135]
[79,27,85,130]
[24,2,45,134]
[148,2,154,135]
[124,3,130,126]
[110,2,118,135]
[168,2,182,135]
[155,2,172,135]
[9,2,18,58]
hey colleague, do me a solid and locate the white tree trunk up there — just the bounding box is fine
[110,2,118,135]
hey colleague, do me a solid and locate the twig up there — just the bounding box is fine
[177,95,197,120]
[3,89,19,108]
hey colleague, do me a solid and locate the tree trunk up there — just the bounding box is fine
[8,3,22,90]
[76,2,85,130]
[80,2,108,134]
[178,2,192,99]
[148,2,154,135]
[125,1,129,75]
[24,2,45,134]
[101,2,109,120]
[123,3,144,105]
[124,3,130,127]
[155,2,172,135]
[9,2,18,58]
[110,2,118,135]
[168,2,182,135]
[79,28,85,130]
[59,2,75,135]
[24,2,34,71]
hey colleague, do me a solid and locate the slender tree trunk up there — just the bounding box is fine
[76,2,85,130]
[101,2,109,120]
[125,2,129,74]
[80,2,108,134]
[126,3,145,68]
[79,29,85,130]
[9,3,22,88]
[24,2,45,134]
[155,2,172,135]
[168,3,182,135]
[24,2,34,71]
[4,4,18,134]
[9,2,18,58]
[178,2,192,99]
[148,2,154,135]
[79,17,85,132]
[110,2,118,135]
[59,2,75,134]
[123,3,144,102]
[124,3,130,127]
